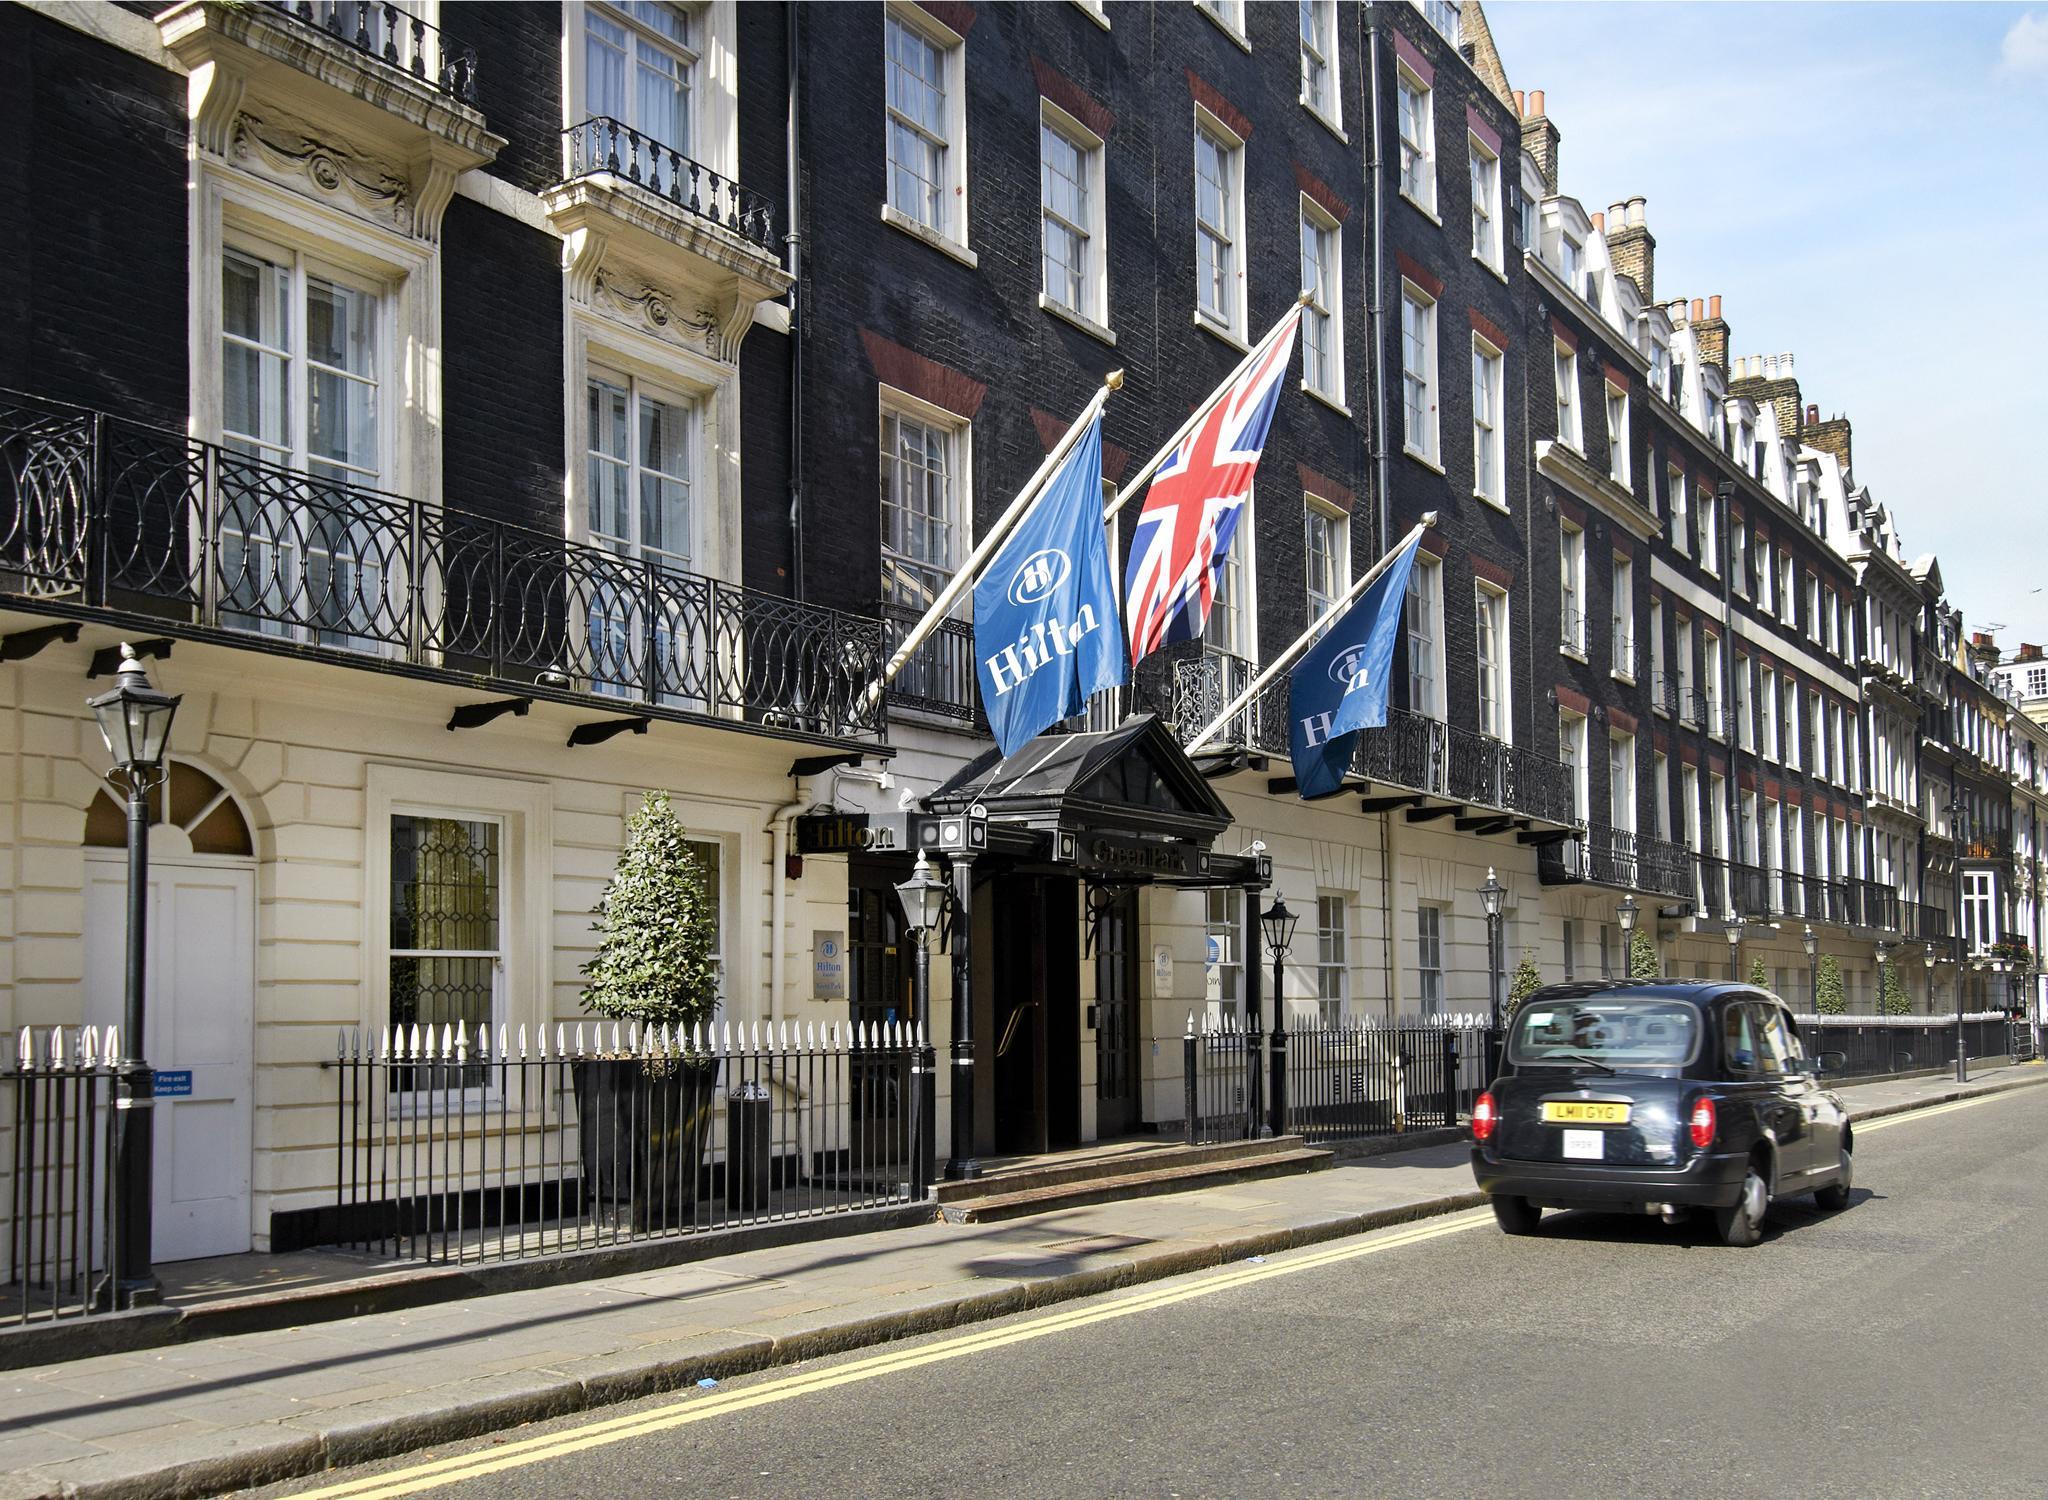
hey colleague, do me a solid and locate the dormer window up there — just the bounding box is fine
[1560,234,1582,288]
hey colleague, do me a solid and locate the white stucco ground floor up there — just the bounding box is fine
[0,628,1927,1264]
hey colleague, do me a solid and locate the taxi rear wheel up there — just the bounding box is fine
[1491,1194,1541,1235]
[1813,1149,1853,1212]
[1716,1163,1769,1247]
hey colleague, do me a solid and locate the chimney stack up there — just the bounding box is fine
[1692,294,1729,373]
[1728,349,1803,439]
[1604,195,1655,299]
[2017,643,2044,665]
[1803,412,1854,476]
[1520,89,1560,194]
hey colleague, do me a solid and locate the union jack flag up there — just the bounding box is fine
[1123,305,1303,663]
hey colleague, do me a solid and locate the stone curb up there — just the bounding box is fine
[21,1072,2045,1500]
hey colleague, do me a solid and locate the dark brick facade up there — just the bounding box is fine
[440,197,565,534]
[1,7,188,428]
[461,4,564,196]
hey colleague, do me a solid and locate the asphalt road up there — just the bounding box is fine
[258,1086,2048,1500]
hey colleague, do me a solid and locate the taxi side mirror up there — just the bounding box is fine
[1815,1049,1847,1075]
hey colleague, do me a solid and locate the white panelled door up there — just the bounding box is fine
[85,857,256,1263]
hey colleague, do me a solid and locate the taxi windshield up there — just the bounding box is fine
[1508,999,1701,1068]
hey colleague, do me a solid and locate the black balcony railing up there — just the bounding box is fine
[563,119,778,251]
[1651,670,1679,717]
[1,392,885,740]
[1540,824,1694,898]
[271,2,479,104]
[879,605,980,726]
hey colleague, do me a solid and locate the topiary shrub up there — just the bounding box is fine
[1505,953,1542,1019]
[1880,962,1914,1016]
[1628,928,1659,980]
[580,791,722,1039]
[1815,953,1846,1014]
[1749,955,1769,990]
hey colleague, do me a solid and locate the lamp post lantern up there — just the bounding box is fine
[1874,940,1892,1015]
[1260,896,1299,1138]
[1801,924,1819,1012]
[893,850,948,1192]
[1726,920,1743,982]
[1478,869,1506,1032]
[1923,941,1938,1019]
[86,644,181,1308]
[1616,894,1640,946]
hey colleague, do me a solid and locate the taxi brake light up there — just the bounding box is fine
[1687,1097,1717,1150]
[1472,1091,1499,1143]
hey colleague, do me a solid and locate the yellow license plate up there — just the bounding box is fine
[1541,1101,1631,1126]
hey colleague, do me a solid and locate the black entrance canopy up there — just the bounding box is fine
[926,714,1270,888]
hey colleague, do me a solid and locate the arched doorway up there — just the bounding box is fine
[83,759,258,1262]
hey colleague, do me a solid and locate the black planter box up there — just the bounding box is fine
[572,1055,719,1231]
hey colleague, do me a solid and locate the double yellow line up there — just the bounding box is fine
[290,1085,2030,1498]
[287,1210,1492,1498]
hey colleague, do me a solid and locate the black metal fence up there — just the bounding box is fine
[0,391,886,740]
[1797,1012,2014,1081]
[3,1030,119,1328]
[325,1020,931,1265]
[267,2,480,104]
[1183,1013,1492,1148]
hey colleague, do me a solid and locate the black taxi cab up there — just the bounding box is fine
[1469,981,1854,1246]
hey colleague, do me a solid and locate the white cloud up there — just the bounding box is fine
[2001,12,2048,74]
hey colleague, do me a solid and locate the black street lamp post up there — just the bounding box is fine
[1260,897,1299,1139]
[1802,924,1819,1012]
[1479,869,1505,1032]
[1726,920,1742,982]
[1616,895,1640,974]
[893,851,947,1193]
[86,644,181,1309]
[1923,942,1938,1021]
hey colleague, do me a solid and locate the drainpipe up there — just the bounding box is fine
[767,783,811,1028]
[1367,7,1397,1015]
[784,0,806,600]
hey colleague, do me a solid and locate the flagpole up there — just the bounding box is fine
[1184,511,1438,756]
[1102,292,1312,524]
[860,370,1122,713]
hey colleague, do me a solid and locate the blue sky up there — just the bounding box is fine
[1482,2,2048,653]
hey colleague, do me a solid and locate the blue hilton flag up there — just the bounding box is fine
[974,415,1128,754]
[1288,531,1426,800]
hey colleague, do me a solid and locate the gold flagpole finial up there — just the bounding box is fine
[1298,287,1314,305]
[1420,510,1440,529]
[1105,368,1125,391]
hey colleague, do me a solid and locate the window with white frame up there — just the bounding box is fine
[1676,616,1695,720]
[1401,283,1438,460]
[1731,518,1749,597]
[389,813,501,1089]
[1782,677,1800,769]
[1649,595,1665,704]
[879,399,964,615]
[1300,200,1342,400]
[1653,751,1670,839]
[1205,885,1242,1018]
[1559,709,1587,819]
[1469,131,1499,269]
[1471,335,1503,501]
[1197,0,1246,36]
[220,238,387,648]
[1698,489,1717,574]
[1559,232,1582,291]
[1416,904,1445,1015]
[1040,105,1105,323]
[1610,731,1636,833]
[1681,764,1701,852]
[1778,553,1795,625]
[1407,555,1443,717]
[884,7,964,240]
[1315,893,1347,1024]
[1475,580,1510,740]
[585,370,699,694]
[1563,917,1578,980]
[1604,380,1629,484]
[1963,868,1996,953]
[1648,337,1671,402]
[1195,117,1245,336]
[1304,499,1347,629]
[1705,631,1724,738]
[1611,554,1634,679]
[1299,0,1338,123]
[1552,339,1580,448]
[1734,652,1752,750]
[1396,64,1433,210]
[1559,520,1585,654]
[1805,572,1821,643]
[1761,666,1778,761]
[1667,467,1688,555]
[581,1,697,158]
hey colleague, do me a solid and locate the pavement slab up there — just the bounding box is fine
[0,1064,2036,1500]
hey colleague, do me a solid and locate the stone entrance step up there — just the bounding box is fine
[935,1136,1332,1224]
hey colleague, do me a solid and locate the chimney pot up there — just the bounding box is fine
[1806,404,1819,424]
[1690,298,1704,322]
[1608,200,1628,224]
[1529,89,1545,116]
[1514,89,1526,116]
[1628,197,1647,225]
[1708,294,1722,319]
[1590,210,1604,232]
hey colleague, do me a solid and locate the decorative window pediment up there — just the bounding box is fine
[159,1,504,242]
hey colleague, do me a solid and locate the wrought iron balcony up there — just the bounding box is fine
[562,119,778,252]
[0,391,883,741]
[268,2,479,104]
[1540,824,1694,899]
[1651,670,1679,718]
[879,604,981,727]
